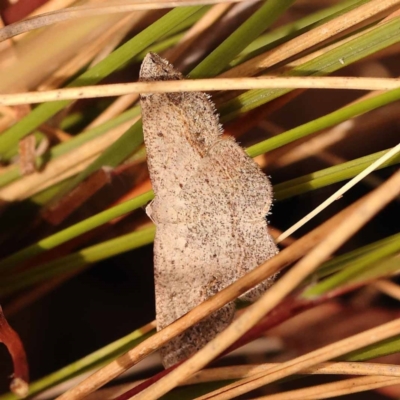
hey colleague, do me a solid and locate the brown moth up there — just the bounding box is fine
[140,53,278,368]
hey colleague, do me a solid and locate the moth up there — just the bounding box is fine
[140,53,278,368]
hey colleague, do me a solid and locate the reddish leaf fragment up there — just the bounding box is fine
[19,135,37,175]
[0,306,29,398]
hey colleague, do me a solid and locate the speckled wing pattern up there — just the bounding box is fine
[140,53,278,368]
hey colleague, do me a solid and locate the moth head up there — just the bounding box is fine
[139,53,183,83]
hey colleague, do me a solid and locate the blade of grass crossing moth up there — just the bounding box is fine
[37,1,294,205]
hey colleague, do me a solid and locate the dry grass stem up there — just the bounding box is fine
[27,0,78,18]
[3,77,400,106]
[85,94,140,129]
[373,279,400,301]
[12,0,82,41]
[191,362,400,382]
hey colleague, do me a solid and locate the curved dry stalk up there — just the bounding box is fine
[190,362,400,383]
[252,376,400,400]
[0,0,250,42]
[24,0,81,19]
[3,77,400,106]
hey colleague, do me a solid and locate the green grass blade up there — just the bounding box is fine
[0,191,154,272]
[274,147,400,200]
[343,335,400,362]
[0,226,155,297]
[303,237,400,298]
[246,89,400,159]
[310,233,400,282]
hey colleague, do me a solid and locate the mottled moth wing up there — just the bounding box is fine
[140,53,278,368]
